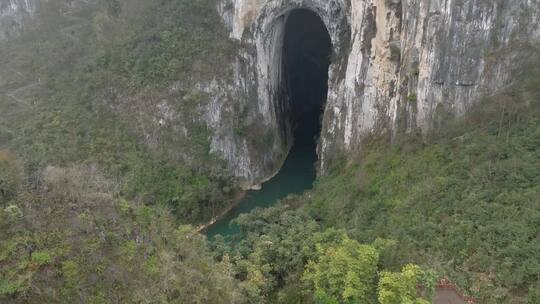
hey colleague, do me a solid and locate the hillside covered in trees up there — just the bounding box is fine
[1,0,539,303]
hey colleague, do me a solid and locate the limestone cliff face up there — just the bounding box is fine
[0,0,35,40]
[207,0,540,187]
[3,0,539,189]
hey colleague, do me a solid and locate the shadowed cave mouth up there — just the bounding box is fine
[281,9,332,154]
[203,10,332,238]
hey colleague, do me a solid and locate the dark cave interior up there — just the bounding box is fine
[283,9,332,148]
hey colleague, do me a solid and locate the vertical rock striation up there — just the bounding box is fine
[3,0,539,188]
[208,0,540,187]
[0,0,35,40]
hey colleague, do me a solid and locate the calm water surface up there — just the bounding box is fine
[205,138,317,239]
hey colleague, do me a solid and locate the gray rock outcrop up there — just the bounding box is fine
[0,0,35,40]
[208,0,540,188]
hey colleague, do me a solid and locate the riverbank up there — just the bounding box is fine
[196,190,247,233]
[203,139,318,239]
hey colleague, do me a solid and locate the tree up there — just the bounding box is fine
[302,234,379,304]
[0,151,20,205]
[378,264,434,304]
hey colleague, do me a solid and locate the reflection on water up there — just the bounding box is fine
[205,135,317,240]
[206,8,330,240]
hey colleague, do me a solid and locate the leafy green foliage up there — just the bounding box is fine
[0,1,538,303]
[0,1,242,301]
[125,161,233,223]
[0,151,20,205]
[219,73,540,303]
[0,165,243,303]
[93,0,237,86]
[229,204,321,303]
[213,204,433,304]
[303,235,379,304]
[306,64,540,302]
[31,251,53,266]
[378,265,435,304]
[0,0,238,224]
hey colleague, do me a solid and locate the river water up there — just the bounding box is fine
[205,134,318,239]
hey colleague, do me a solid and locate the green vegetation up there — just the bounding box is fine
[209,204,434,304]
[302,235,380,304]
[303,61,540,302]
[209,54,540,303]
[0,166,243,303]
[0,0,238,224]
[0,1,241,300]
[0,151,20,203]
[86,0,237,91]
[0,0,538,302]
[378,264,434,304]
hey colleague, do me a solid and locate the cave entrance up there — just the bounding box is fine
[204,10,333,238]
[282,9,332,154]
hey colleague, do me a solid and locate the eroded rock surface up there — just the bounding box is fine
[208,0,540,187]
[2,0,539,188]
[0,0,35,40]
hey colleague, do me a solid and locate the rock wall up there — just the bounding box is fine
[209,0,540,187]
[3,0,539,188]
[0,0,35,40]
